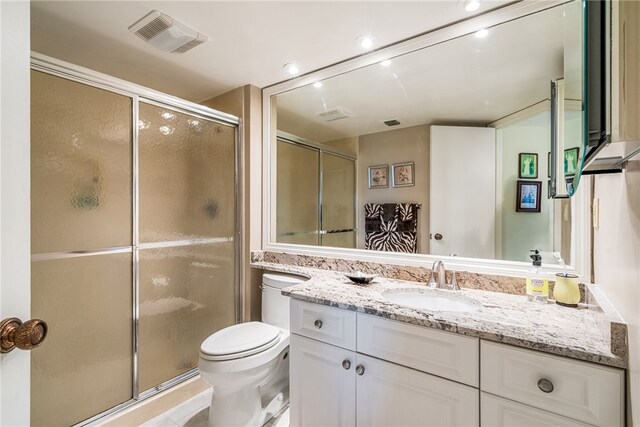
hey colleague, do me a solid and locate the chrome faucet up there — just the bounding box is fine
[427,260,459,290]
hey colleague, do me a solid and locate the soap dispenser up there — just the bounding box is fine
[526,249,549,303]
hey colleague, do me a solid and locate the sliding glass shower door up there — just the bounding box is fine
[276,137,356,248]
[30,68,239,426]
[137,103,237,391]
[30,71,134,426]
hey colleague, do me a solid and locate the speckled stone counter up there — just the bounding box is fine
[251,259,627,369]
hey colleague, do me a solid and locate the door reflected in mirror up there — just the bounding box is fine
[272,1,585,265]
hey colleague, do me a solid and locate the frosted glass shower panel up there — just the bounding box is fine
[138,103,236,243]
[138,242,236,391]
[320,153,356,248]
[276,140,319,245]
[31,70,133,253]
[31,253,133,427]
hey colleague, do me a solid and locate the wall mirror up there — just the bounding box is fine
[264,0,592,274]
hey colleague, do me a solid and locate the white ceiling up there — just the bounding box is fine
[31,0,512,102]
[276,3,569,142]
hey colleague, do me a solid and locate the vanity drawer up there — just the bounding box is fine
[481,341,624,426]
[481,393,591,426]
[357,313,479,387]
[290,300,356,350]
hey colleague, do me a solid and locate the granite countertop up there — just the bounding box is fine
[253,261,627,369]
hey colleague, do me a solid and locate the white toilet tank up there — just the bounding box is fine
[261,272,305,329]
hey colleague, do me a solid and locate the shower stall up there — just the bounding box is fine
[276,132,356,248]
[29,56,240,426]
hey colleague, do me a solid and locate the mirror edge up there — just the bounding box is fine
[261,0,592,279]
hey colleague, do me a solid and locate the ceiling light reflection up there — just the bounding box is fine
[465,0,480,12]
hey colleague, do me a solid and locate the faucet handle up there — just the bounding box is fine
[450,271,459,290]
[427,271,438,288]
[427,261,440,288]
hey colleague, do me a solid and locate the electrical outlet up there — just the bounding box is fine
[593,198,600,229]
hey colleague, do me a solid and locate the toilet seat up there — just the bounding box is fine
[200,322,281,361]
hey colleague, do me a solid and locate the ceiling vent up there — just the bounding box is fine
[383,119,401,127]
[129,10,208,54]
[317,107,352,122]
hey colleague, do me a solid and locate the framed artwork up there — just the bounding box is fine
[368,164,389,189]
[519,153,538,179]
[516,180,541,213]
[392,162,415,187]
[564,147,580,177]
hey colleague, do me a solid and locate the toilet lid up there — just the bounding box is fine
[200,322,281,359]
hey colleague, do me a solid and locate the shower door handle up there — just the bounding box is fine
[0,317,48,353]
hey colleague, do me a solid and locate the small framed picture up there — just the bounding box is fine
[519,153,538,179]
[564,147,580,177]
[368,164,389,189]
[516,180,542,213]
[392,162,415,187]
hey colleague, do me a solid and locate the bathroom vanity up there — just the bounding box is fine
[290,300,623,427]
[252,255,627,427]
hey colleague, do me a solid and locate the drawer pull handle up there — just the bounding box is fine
[537,378,554,393]
[314,320,323,329]
[342,359,351,370]
[355,364,365,376]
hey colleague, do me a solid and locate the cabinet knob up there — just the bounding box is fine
[434,233,443,241]
[537,378,554,393]
[355,364,365,376]
[314,320,323,329]
[342,359,351,370]
[1,317,48,353]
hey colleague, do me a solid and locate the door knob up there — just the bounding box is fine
[434,233,443,241]
[0,317,48,353]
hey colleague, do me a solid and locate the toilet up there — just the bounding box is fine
[199,272,305,427]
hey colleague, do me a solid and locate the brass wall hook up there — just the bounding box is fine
[0,317,48,353]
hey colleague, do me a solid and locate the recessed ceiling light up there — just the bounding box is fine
[464,0,480,12]
[357,35,375,50]
[283,63,299,75]
[381,60,392,67]
[475,29,489,38]
[313,81,323,88]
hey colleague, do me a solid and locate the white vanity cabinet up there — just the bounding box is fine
[290,334,356,426]
[289,300,479,427]
[289,299,625,427]
[481,341,625,426]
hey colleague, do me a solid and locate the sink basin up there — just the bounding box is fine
[383,290,481,312]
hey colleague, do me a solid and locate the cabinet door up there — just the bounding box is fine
[290,334,356,427]
[356,354,479,427]
[481,393,591,427]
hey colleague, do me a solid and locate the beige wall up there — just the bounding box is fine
[323,136,359,156]
[593,142,640,426]
[356,125,430,252]
[202,85,263,321]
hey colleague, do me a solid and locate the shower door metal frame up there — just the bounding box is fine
[30,52,243,426]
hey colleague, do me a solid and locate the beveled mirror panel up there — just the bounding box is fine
[269,1,585,266]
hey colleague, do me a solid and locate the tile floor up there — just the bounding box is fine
[141,388,290,427]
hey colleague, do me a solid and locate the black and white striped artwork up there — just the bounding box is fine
[364,203,420,253]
